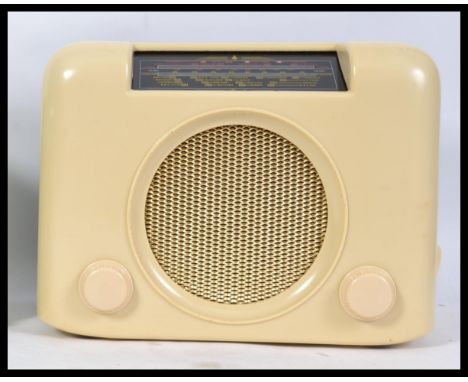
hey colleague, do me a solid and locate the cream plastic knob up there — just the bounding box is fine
[339,266,396,322]
[79,260,133,314]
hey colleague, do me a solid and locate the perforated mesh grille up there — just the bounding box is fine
[145,125,328,304]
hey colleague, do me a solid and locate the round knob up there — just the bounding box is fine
[79,260,133,314]
[339,266,396,321]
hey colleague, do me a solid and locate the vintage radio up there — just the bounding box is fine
[37,43,441,345]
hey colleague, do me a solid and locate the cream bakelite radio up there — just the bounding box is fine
[37,43,441,345]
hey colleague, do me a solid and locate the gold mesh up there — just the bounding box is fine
[145,125,328,304]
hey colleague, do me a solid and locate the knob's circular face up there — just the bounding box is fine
[79,260,133,314]
[339,266,396,321]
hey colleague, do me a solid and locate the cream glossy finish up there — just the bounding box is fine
[339,266,397,322]
[38,42,440,345]
[79,260,134,314]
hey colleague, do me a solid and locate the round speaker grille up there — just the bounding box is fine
[145,125,328,304]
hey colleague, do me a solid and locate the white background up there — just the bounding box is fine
[8,12,460,369]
